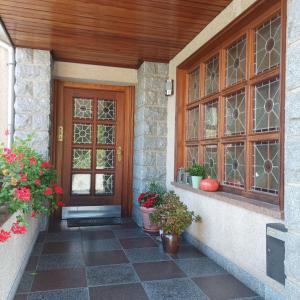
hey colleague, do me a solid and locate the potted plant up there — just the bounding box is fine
[150,192,201,254]
[188,163,206,189]
[0,136,64,243]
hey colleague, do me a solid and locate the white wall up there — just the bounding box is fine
[166,0,283,295]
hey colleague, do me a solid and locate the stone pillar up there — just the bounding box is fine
[14,48,52,159]
[285,1,300,299]
[132,62,168,225]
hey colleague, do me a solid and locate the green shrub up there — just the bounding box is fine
[187,164,206,177]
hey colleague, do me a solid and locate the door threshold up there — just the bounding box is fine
[62,205,121,219]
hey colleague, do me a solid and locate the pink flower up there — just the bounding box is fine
[34,179,41,186]
[41,161,51,168]
[29,157,37,165]
[31,211,38,218]
[0,229,11,243]
[44,187,53,196]
[57,201,65,207]
[53,184,63,194]
[15,187,31,201]
[20,173,28,182]
[11,222,27,234]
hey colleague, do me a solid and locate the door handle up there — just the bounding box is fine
[117,146,122,162]
[58,126,63,142]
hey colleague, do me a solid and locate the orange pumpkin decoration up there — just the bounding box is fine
[200,177,219,192]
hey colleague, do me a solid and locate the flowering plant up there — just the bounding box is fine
[138,192,162,208]
[0,136,64,243]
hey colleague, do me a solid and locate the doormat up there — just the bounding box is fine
[67,217,123,227]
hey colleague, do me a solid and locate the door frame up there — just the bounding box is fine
[51,80,135,217]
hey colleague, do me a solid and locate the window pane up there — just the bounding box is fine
[96,149,115,169]
[95,174,114,195]
[73,98,93,119]
[254,78,280,132]
[186,107,199,140]
[226,37,246,86]
[97,99,116,120]
[224,143,245,188]
[205,56,219,95]
[253,141,279,194]
[225,90,246,135]
[204,145,218,178]
[188,68,200,102]
[71,174,91,195]
[186,146,198,167]
[97,125,115,145]
[204,101,218,138]
[255,15,281,74]
[72,149,92,169]
[73,124,92,144]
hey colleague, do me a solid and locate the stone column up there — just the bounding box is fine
[132,62,168,225]
[285,1,300,299]
[14,48,52,159]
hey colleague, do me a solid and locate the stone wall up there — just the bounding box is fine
[132,62,168,225]
[0,46,8,145]
[284,1,300,299]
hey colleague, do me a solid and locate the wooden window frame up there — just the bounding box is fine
[175,0,286,210]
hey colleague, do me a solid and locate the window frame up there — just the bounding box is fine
[175,0,286,209]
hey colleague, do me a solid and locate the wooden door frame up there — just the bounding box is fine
[51,80,135,218]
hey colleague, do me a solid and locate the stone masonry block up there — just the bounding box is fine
[144,107,167,120]
[287,0,300,46]
[286,43,300,90]
[32,114,49,131]
[157,63,169,77]
[33,81,50,98]
[285,140,300,183]
[14,114,32,131]
[285,184,300,229]
[14,80,33,97]
[15,48,33,64]
[285,279,300,300]
[14,98,50,113]
[33,50,51,66]
[143,137,167,151]
[285,231,300,281]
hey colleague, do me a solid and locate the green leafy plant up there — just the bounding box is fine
[150,192,201,236]
[147,182,166,196]
[188,163,206,178]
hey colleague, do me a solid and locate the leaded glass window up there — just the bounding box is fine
[97,125,115,145]
[98,100,116,120]
[73,124,92,144]
[71,174,91,195]
[204,101,218,138]
[186,107,199,140]
[205,56,219,95]
[72,149,91,169]
[186,146,198,167]
[73,98,93,119]
[96,149,115,169]
[95,174,114,195]
[188,68,200,102]
[204,145,218,178]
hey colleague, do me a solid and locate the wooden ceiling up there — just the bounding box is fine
[0,0,232,68]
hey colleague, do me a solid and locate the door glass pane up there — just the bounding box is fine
[186,107,199,140]
[73,124,92,144]
[226,37,246,86]
[97,100,116,120]
[95,174,114,195]
[204,100,218,138]
[253,141,279,194]
[71,174,91,195]
[97,125,115,145]
[73,98,93,119]
[186,146,198,167]
[188,68,200,102]
[255,15,281,74]
[72,149,91,169]
[204,145,218,179]
[205,56,219,95]
[96,149,115,169]
[224,143,245,188]
[225,90,246,135]
[254,78,280,132]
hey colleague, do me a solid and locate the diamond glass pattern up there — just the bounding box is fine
[186,107,199,140]
[205,56,219,95]
[225,90,246,135]
[224,143,245,188]
[96,149,115,169]
[204,145,218,178]
[226,38,246,86]
[254,78,280,132]
[73,124,92,144]
[255,15,281,74]
[253,141,279,194]
[204,101,218,138]
[71,174,91,195]
[97,99,116,120]
[188,68,200,102]
[72,149,91,169]
[186,146,198,168]
[95,174,114,195]
[73,98,93,119]
[97,125,115,145]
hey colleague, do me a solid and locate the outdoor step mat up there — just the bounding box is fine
[67,217,123,227]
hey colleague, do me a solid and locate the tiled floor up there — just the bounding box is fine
[15,219,263,300]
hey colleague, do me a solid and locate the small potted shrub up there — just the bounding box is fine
[188,163,206,189]
[150,192,201,254]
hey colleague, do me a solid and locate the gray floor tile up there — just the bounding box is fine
[82,238,122,251]
[86,264,139,286]
[143,278,207,300]
[28,288,89,300]
[175,257,227,277]
[113,228,148,238]
[31,243,43,256]
[46,231,81,243]
[14,293,28,300]
[171,245,205,259]
[125,247,171,263]
[17,272,35,293]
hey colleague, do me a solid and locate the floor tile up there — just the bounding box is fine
[81,229,115,241]
[120,237,158,249]
[17,272,35,293]
[175,257,227,277]
[171,245,205,259]
[48,221,79,233]
[25,256,39,272]
[27,288,89,300]
[125,247,171,263]
[36,232,47,243]
[83,250,128,266]
[46,231,81,243]
[31,243,43,256]
[89,283,149,300]
[113,228,148,238]
[86,264,139,286]
[37,253,84,271]
[14,294,28,300]
[31,268,86,292]
[143,278,207,300]
[193,274,257,300]
[42,241,82,254]
[82,238,122,252]
[134,261,186,281]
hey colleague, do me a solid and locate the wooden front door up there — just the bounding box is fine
[53,82,134,216]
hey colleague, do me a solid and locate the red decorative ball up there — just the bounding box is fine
[200,178,219,192]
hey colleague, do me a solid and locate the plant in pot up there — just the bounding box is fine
[150,192,201,254]
[187,163,206,189]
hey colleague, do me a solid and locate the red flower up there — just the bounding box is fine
[15,187,31,201]
[34,179,41,186]
[29,157,37,165]
[57,201,65,207]
[138,193,145,202]
[11,222,27,234]
[41,161,51,168]
[3,152,18,163]
[31,211,38,218]
[44,187,53,196]
[53,184,63,194]
[20,173,28,182]
[0,229,11,242]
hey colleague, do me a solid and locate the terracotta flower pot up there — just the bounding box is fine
[200,178,219,192]
[140,206,160,233]
[161,233,180,254]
